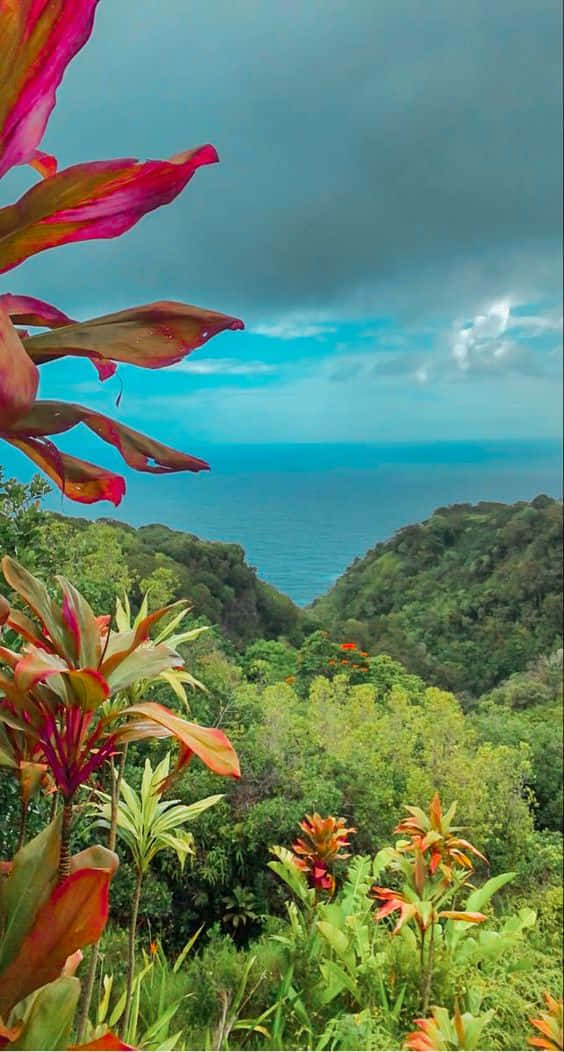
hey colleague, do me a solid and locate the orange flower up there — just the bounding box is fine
[284,675,296,684]
[360,651,369,658]
[149,940,159,956]
[327,659,337,666]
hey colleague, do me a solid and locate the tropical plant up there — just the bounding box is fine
[0,557,239,877]
[0,816,128,1051]
[404,1005,495,1051]
[290,813,356,896]
[92,753,222,1034]
[221,885,261,933]
[528,994,564,1051]
[371,794,491,1013]
[113,589,208,710]
[0,0,244,505]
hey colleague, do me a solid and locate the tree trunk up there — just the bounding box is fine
[123,867,143,1038]
[58,799,74,881]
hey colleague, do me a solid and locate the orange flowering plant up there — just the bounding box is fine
[290,812,356,896]
[528,994,564,1051]
[371,793,490,1014]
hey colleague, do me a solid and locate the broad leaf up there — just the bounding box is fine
[0,147,218,273]
[0,867,112,1015]
[10,976,80,1051]
[0,815,61,973]
[23,301,244,373]
[0,0,100,178]
[116,701,240,779]
[465,872,516,912]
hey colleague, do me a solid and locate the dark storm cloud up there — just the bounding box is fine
[3,0,562,323]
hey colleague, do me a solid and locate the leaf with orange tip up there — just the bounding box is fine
[5,435,127,506]
[0,867,112,1016]
[0,146,219,273]
[438,910,487,924]
[23,300,244,374]
[115,701,240,780]
[429,791,443,830]
[528,994,564,1051]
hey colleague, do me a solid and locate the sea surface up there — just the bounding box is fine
[41,439,562,607]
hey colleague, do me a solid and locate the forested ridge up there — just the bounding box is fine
[311,495,563,695]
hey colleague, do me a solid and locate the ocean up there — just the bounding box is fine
[36,438,562,607]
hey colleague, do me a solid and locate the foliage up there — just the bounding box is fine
[311,497,563,695]
[0,0,244,505]
[0,818,124,1051]
[0,557,239,809]
[528,994,564,1051]
[404,1006,495,1051]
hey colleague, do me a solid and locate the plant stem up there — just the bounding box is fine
[419,927,426,1007]
[123,867,143,1038]
[16,798,28,853]
[58,798,73,881]
[77,748,128,1043]
[422,922,436,1015]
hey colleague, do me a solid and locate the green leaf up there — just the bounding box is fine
[316,921,351,963]
[268,847,313,906]
[0,815,61,973]
[465,872,516,912]
[173,925,204,973]
[10,976,80,1051]
[1,556,64,653]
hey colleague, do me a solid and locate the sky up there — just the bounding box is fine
[2,0,562,451]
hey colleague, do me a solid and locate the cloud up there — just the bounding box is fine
[174,357,275,376]
[251,317,337,340]
[8,0,561,330]
[449,301,562,378]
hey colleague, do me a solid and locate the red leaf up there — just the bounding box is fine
[0,867,111,1016]
[0,0,101,179]
[0,306,38,424]
[0,146,218,273]
[0,293,75,329]
[70,1034,135,1051]
[4,435,126,505]
[9,401,210,476]
[23,300,244,373]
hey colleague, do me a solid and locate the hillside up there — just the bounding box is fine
[0,470,315,648]
[311,495,563,696]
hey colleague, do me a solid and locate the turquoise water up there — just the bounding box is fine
[31,439,562,606]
